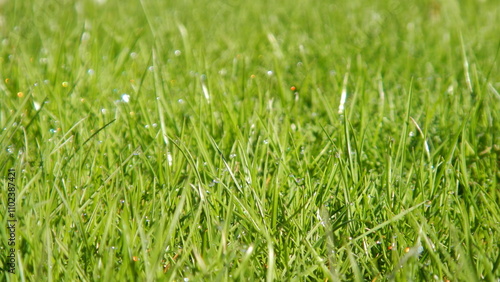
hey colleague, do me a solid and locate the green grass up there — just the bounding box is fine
[1,0,499,280]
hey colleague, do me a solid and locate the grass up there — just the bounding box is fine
[1,0,499,280]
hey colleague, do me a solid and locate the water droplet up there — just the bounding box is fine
[165,152,173,166]
[267,70,273,76]
[121,94,130,103]
[174,50,182,56]
[263,139,269,144]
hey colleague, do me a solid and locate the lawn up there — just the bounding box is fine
[1,0,499,280]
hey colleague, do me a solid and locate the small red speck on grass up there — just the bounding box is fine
[250,74,256,79]
[290,86,296,91]
[133,256,139,262]
[17,92,24,98]
[404,247,410,253]
[388,246,393,250]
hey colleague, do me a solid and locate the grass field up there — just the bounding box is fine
[1,0,499,280]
